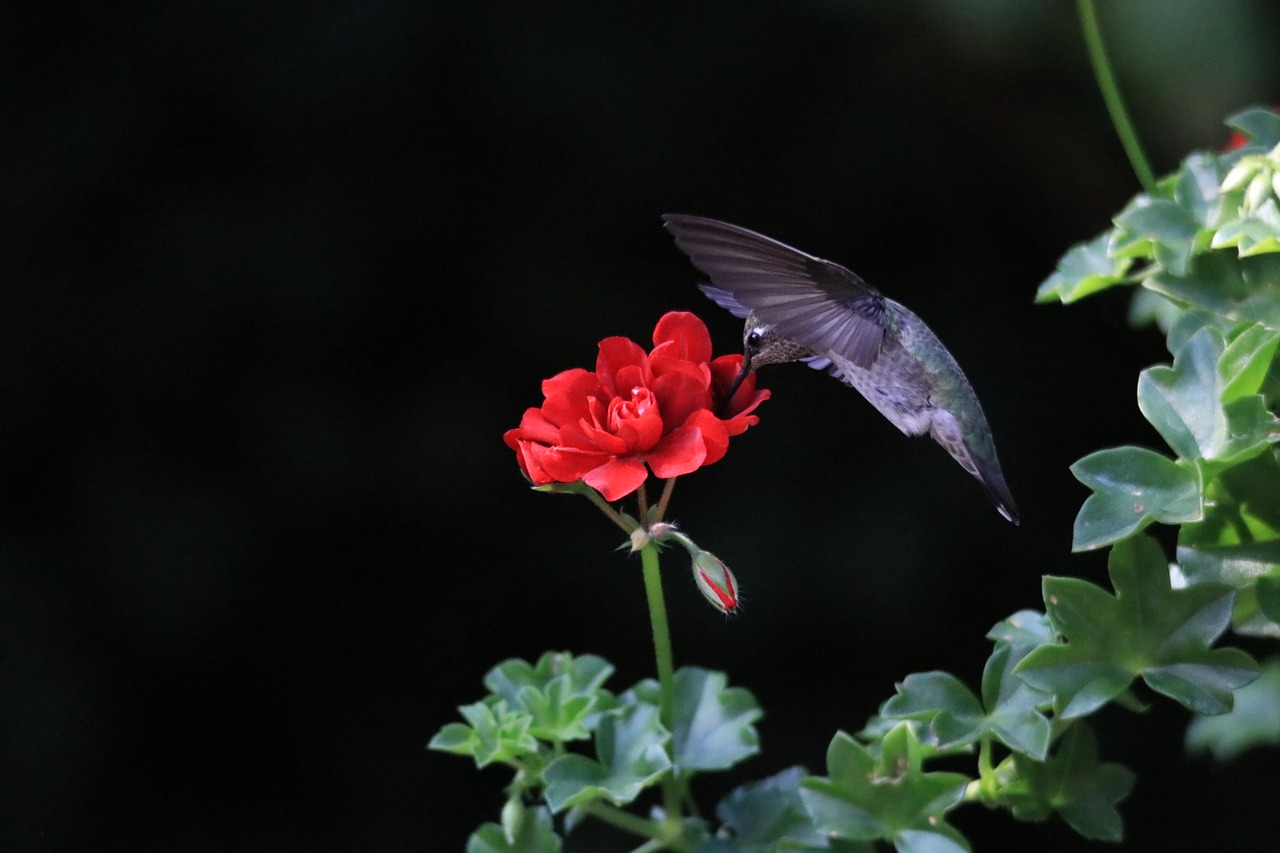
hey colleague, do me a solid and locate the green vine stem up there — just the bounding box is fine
[639,542,684,838]
[1077,0,1157,193]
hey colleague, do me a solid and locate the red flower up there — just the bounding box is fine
[504,312,769,501]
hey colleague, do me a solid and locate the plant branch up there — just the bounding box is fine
[639,543,684,832]
[1077,0,1156,193]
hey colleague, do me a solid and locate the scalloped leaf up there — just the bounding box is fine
[626,667,762,772]
[1036,233,1132,304]
[467,803,562,853]
[483,652,616,742]
[1069,446,1201,551]
[1016,534,1258,718]
[704,766,829,852]
[542,703,671,811]
[799,726,970,849]
[429,701,540,768]
[999,723,1134,842]
[1186,657,1280,760]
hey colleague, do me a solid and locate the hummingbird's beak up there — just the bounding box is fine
[719,353,753,414]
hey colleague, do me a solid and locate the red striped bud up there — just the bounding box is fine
[692,550,739,614]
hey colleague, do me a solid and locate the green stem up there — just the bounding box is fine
[639,543,684,831]
[583,488,635,534]
[576,800,662,841]
[653,476,678,524]
[1077,0,1156,193]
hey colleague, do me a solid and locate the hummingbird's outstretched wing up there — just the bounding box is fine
[662,213,888,368]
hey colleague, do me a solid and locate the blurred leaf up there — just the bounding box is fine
[1256,572,1280,623]
[1069,446,1201,551]
[1036,233,1131,303]
[1225,107,1280,149]
[1114,197,1203,276]
[986,609,1055,649]
[627,667,762,772]
[1187,657,1280,760]
[542,703,671,811]
[701,765,829,853]
[1000,723,1134,842]
[467,803,562,853]
[1016,534,1257,718]
[1143,253,1249,319]
[799,726,969,850]
[1213,199,1280,257]
[1219,323,1280,401]
[484,652,616,742]
[1175,153,1227,226]
[1177,452,1280,587]
[430,701,540,768]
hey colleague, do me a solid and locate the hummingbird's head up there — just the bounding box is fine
[717,316,815,410]
[741,316,813,370]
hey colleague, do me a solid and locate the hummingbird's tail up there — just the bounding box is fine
[929,411,1020,525]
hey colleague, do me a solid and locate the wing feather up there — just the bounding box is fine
[663,214,887,368]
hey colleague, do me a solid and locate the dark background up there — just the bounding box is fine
[4,1,1279,850]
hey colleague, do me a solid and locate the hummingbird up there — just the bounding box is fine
[662,213,1019,525]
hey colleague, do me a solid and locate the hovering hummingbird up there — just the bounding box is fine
[662,214,1019,524]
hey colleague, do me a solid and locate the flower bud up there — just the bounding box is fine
[691,550,739,614]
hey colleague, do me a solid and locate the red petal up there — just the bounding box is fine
[514,406,560,445]
[582,455,649,501]
[596,336,647,394]
[686,408,730,467]
[645,423,709,478]
[540,444,611,484]
[652,312,713,364]
[651,369,712,432]
[540,368,600,426]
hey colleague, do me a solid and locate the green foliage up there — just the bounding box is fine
[998,724,1134,842]
[1016,534,1257,718]
[1186,657,1280,759]
[799,726,970,851]
[438,108,1280,851]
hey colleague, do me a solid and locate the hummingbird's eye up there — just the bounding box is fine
[746,329,763,350]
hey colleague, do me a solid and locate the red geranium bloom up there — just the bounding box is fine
[504,312,769,501]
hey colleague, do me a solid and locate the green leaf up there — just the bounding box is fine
[484,652,616,742]
[627,667,762,772]
[1016,534,1258,718]
[1225,107,1280,149]
[1256,572,1280,623]
[1187,657,1280,760]
[429,701,540,768]
[880,650,1051,760]
[705,765,829,852]
[986,609,1054,649]
[1142,252,1249,319]
[1114,197,1203,276]
[1176,452,1280,588]
[1000,723,1134,842]
[1219,323,1280,402]
[798,726,970,849]
[1212,199,1280,257]
[1035,233,1131,304]
[467,803,562,853]
[1174,153,1228,227]
[1069,446,1201,551]
[542,703,672,811]
[1137,327,1278,472]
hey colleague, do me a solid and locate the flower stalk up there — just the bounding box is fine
[638,542,683,830]
[1077,0,1156,193]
